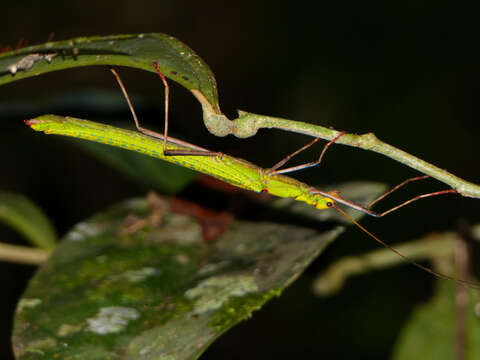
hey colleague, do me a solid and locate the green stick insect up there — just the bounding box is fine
[2,34,480,197]
[25,67,480,290]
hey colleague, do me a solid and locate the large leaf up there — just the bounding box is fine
[0,191,56,250]
[12,183,384,359]
[0,34,218,111]
[0,34,231,135]
[392,280,480,359]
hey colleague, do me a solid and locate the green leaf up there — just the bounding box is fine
[392,280,480,359]
[0,191,56,250]
[74,137,197,194]
[0,34,231,135]
[0,34,218,111]
[12,184,382,360]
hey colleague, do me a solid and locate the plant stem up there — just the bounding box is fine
[232,111,480,198]
[0,243,49,265]
[312,232,458,296]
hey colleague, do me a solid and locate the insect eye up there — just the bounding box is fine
[326,201,333,207]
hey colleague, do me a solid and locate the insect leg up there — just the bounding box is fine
[267,131,346,176]
[109,65,219,156]
[315,177,456,218]
[366,188,457,217]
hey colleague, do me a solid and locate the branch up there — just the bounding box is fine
[312,233,457,296]
[312,224,480,296]
[0,242,49,265]
[232,111,480,198]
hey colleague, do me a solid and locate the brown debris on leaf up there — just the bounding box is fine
[120,192,234,243]
[169,197,233,243]
[120,192,169,236]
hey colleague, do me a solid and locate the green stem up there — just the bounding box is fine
[232,111,480,198]
[312,232,459,296]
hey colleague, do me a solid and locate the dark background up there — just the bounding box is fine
[1,1,480,359]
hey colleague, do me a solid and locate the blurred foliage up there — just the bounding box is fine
[74,134,196,194]
[393,281,480,359]
[0,191,56,250]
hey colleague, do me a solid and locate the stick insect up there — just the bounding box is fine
[2,34,479,197]
[109,63,458,221]
[25,107,479,289]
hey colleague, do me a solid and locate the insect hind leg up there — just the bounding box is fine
[366,175,456,217]
[267,131,346,176]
